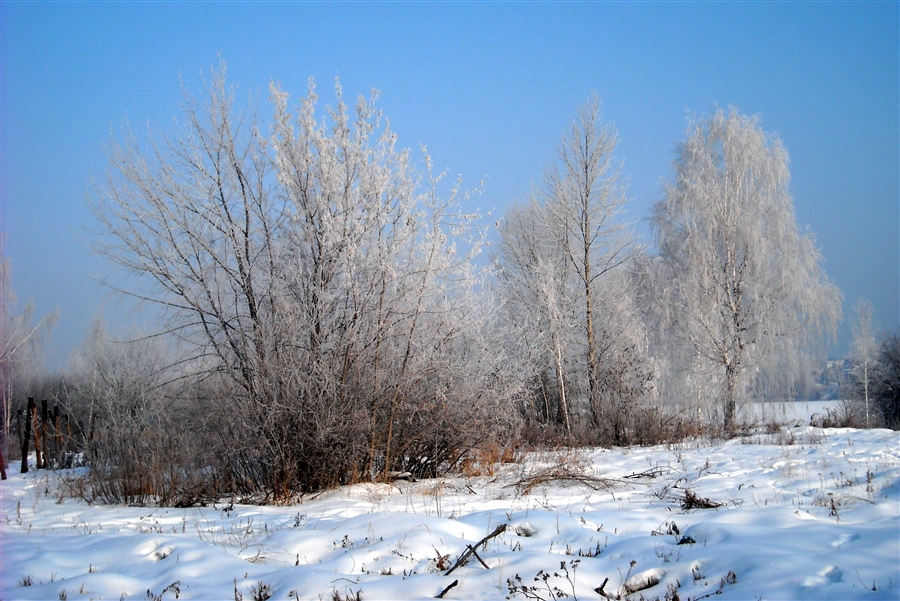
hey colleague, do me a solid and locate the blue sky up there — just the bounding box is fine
[1,2,897,369]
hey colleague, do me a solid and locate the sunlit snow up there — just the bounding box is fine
[2,426,898,600]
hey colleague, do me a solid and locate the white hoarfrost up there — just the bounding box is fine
[1,426,898,600]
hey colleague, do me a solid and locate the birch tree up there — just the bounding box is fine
[652,108,842,432]
[543,95,638,430]
[496,95,646,438]
[851,298,879,427]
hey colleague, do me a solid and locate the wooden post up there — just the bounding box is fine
[22,398,34,473]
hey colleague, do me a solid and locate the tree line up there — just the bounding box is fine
[1,65,893,503]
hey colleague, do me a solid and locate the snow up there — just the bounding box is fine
[2,426,898,601]
[748,400,842,425]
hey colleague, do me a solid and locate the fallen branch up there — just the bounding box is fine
[624,466,672,479]
[445,524,507,575]
[510,469,618,494]
[436,579,458,598]
[467,545,489,569]
[594,577,611,599]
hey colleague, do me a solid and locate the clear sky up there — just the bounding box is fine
[1,1,897,369]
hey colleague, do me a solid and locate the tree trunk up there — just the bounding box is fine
[863,358,870,428]
[16,409,24,472]
[40,400,49,469]
[584,225,599,428]
[552,333,571,435]
[724,363,738,434]
[31,399,42,469]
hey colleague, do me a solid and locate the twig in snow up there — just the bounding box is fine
[436,579,458,598]
[445,524,507,575]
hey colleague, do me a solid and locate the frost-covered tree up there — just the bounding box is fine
[652,108,841,432]
[91,64,506,495]
[545,95,637,428]
[496,200,577,432]
[496,96,646,439]
[850,298,879,427]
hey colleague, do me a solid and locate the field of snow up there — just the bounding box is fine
[2,426,898,601]
[748,400,842,425]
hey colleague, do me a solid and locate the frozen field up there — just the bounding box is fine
[1,426,898,601]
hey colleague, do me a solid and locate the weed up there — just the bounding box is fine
[328,589,362,601]
[59,589,68,601]
[854,569,881,591]
[829,497,840,520]
[665,581,682,601]
[249,581,272,601]
[691,571,737,601]
[18,575,34,587]
[651,520,680,536]
[146,581,181,601]
[655,545,682,564]
[575,541,604,558]
[507,559,580,600]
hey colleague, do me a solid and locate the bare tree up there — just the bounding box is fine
[496,200,577,432]
[268,77,504,486]
[851,298,879,427]
[542,95,639,430]
[496,96,646,439]
[652,108,842,432]
[61,318,210,504]
[91,64,282,404]
[0,243,57,477]
[91,64,508,496]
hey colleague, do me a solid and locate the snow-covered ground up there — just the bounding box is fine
[2,426,898,601]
